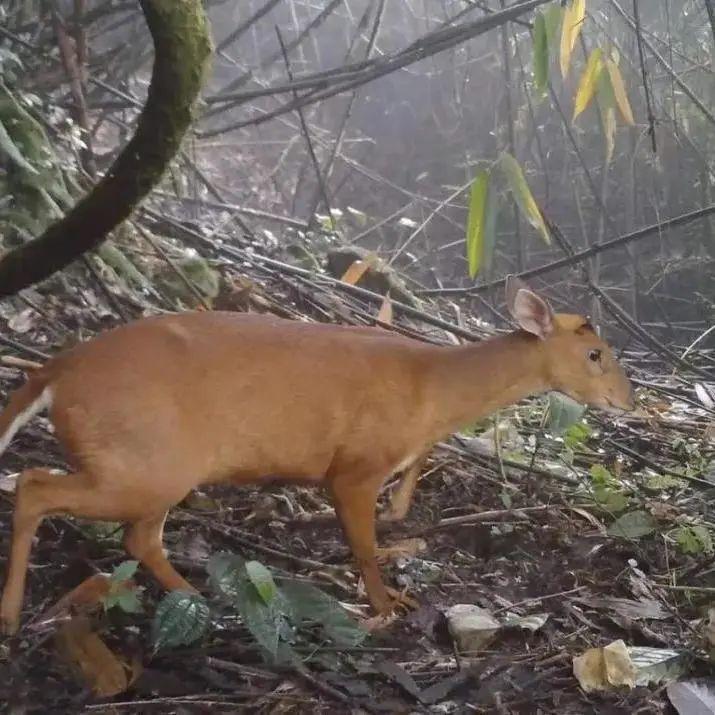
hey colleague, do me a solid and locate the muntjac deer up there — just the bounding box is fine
[0,277,634,634]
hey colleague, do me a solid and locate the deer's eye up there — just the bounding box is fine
[588,349,602,363]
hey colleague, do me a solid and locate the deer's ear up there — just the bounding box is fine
[505,275,554,340]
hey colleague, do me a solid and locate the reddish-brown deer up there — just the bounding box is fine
[0,277,634,634]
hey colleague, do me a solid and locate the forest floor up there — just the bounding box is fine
[0,248,713,714]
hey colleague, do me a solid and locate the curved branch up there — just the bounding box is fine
[0,0,212,297]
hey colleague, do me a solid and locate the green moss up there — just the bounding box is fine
[0,0,213,296]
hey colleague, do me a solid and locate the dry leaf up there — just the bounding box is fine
[54,616,136,697]
[340,257,373,285]
[605,58,635,125]
[446,604,500,654]
[8,308,37,334]
[36,574,113,628]
[377,294,393,325]
[573,639,635,691]
[376,538,427,563]
[667,680,715,715]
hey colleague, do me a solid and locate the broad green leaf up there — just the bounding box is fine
[281,580,367,647]
[152,591,210,651]
[605,58,635,125]
[560,0,586,78]
[465,170,490,278]
[498,152,550,244]
[607,510,657,539]
[207,551,247,600]
[673,525,713,555]
[533,13,549,93]
[0,118,39,175]
[245,560,277,606]
[546,392,585,435]
[233,577,281,658]
[110,560,139,583]
[573,48,603,121]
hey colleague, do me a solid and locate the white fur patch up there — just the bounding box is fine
[0,386,53,457]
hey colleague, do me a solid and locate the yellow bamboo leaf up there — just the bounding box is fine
[605,59,635,125]
[499,153,550,245]
[573,48,603,121]
[560,0,586,78]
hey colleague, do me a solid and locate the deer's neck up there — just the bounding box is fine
[423,331,548,440]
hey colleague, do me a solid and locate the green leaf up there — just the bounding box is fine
[207,551,248,600]
[498,152,550,244]
[607,510,657,540]
[152,591,210,651]
[674,525,713,555]
[281,580,367,647]
[543,3,563,48]
[563,422,592,450]
[245,560,277,606]
[104,587,143,614]
[590,463,616,486]
[547,393,585,435]
[233,577,282,658]
[481,178,499,274]
[0,117,39,175]
[592,485,629,514]
[465,170,490,278]
[111,560,139,583]
[533,13,549,93]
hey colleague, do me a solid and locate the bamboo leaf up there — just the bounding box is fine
[481,179,499,274]
[543,3,563,48]
[498,153,550,245]
[605,58,635,125]
[533,13,549,94]
[573,48,603,121]
[596,69,617,162]
[559,0,586,79]
[465,170,490,278]
[602,106,616,163]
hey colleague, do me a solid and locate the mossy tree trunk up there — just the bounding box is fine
[0,0,212,297]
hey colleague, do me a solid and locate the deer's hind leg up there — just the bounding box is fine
[0,467,188,635]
